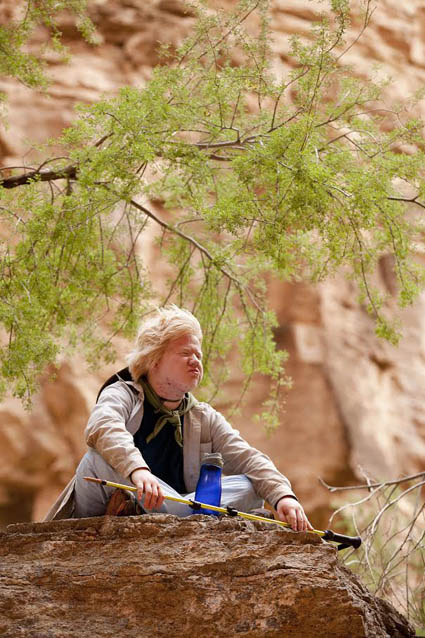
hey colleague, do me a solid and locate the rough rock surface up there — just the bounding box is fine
[0,514,415,638]
[0,0,424,529]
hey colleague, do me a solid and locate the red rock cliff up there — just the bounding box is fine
[0,0,424,529]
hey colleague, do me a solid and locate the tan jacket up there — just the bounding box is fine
[45,380,296,520]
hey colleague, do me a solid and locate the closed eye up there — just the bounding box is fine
[182,350,202,360]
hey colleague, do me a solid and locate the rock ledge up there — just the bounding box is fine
[0,515,414,637]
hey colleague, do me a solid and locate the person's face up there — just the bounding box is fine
[153,333,203,394]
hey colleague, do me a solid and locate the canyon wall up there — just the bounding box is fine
[0,0,424,528]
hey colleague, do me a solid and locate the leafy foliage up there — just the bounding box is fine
[1,0,425,413]
[0,0,94,89]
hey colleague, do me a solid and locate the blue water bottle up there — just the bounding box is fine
[194,452,223,516]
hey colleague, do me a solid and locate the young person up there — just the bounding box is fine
[46,306,311,532]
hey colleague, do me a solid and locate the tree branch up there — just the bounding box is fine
[125,196,263,315]
[0,164,77,188]
[387,196,425,210]
[319,471,425,493]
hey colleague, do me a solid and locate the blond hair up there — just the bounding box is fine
[127,305,202,381]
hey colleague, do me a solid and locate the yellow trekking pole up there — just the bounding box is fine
[84,476,361,551]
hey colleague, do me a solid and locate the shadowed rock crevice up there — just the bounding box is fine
[0,515,414,638]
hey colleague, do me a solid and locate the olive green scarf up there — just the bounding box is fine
[139,376,197,448]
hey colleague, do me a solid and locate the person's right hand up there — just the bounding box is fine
[130,468,164,510]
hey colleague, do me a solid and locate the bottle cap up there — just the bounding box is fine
[201,452,223,468]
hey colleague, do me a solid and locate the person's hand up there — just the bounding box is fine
[130,468,164,510]
[276,496,313,532]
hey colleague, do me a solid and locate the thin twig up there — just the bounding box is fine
[319,471,425,492]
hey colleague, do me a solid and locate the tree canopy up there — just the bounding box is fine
[0,0,93,89]
[1,0,425,419]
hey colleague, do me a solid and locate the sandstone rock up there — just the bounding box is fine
[0,0,424,542]
[0,515,415,638]
[321,276,425,480]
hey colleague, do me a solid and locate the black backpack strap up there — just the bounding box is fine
[96,366,137,403]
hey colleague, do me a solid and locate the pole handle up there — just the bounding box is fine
[322,529,362,550]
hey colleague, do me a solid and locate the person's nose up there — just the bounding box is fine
[189,353,201,368]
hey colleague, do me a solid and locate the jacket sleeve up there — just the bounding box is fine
[207,406,297,507]
[84,381,150,479]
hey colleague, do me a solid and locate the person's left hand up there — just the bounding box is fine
[276,496,313,532]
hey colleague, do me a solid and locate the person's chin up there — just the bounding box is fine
[187,372,201,389]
